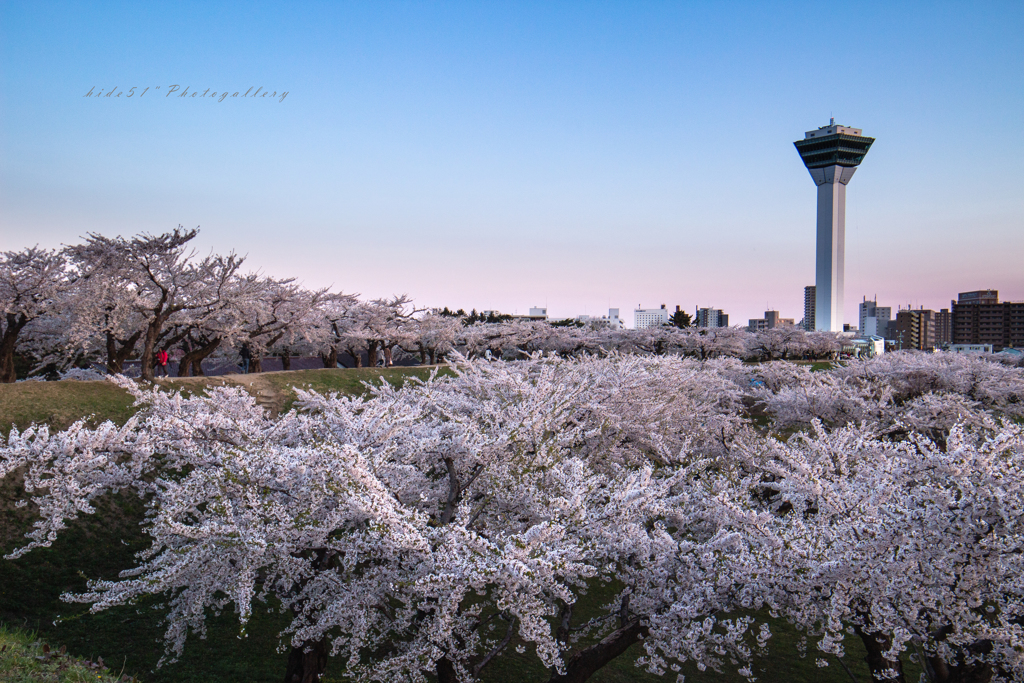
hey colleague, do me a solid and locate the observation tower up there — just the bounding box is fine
[794,119,874,332]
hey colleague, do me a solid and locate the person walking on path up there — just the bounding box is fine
[154,349,169,378]
[240,343,252,374]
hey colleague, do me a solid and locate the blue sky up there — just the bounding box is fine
[2,1,1022,326]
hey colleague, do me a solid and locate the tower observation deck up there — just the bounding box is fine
[794,120,874,332]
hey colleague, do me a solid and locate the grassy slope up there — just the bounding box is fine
[0,366,920,683]
[0,624,131,682]
[0,366,451,435]
[0,381,137,436]
[258,365,452,412]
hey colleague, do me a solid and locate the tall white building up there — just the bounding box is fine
[859,297,892,337]
[794,120,875,332]
[634,305,669,329]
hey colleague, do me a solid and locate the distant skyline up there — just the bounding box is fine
[2,1,1022,328]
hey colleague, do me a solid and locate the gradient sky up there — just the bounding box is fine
[2,1,1022,327]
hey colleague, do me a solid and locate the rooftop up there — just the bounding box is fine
[794,121,874,169]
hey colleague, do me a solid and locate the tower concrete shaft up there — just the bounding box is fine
[814,165,855,332]
[794,121,874,332]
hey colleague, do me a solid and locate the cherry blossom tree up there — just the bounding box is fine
[1,355,778,682]
[169,273,299,376]
[678,326,748,360]
[407,312,462,365]
[612,324,685,357]
[803,330,845,360]
[231,279,333,373]
[63,228,245,380]
[0,246,70,382]
[728,420,1024,683]
[4,349,1024,683]
[307,294,361,369]
[53,262,146,374]
[747,326,808,361]
[333,296,421,367]
[833,351,1024,420]
[364,296,422,366]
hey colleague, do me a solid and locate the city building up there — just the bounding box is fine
[887,307,936,351]
[634,305,669,330]
[794,120,875,332]
[696,307,729,328]
[574,308,624,329]
[934,308,952,347]
[850,336,886,357]
[951,290,1024,352]
[748,310,795,332]
[858,297,891,338]
[803,286,816,331]
[526,307,548,320]
[958,290,998,305]
[950,344,994,355]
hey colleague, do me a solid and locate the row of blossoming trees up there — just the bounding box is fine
[3,350,1023,683]
[1,228,861,383]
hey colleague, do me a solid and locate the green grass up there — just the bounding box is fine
[0,366,443,436]
[0,381,137,437]
[1,365,924,682]
[0,624,133,682]
[0,500,290,683]
[261,365,455,412]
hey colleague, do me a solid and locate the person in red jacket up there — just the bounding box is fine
[155,349,169,377]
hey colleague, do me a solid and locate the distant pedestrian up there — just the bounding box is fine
[240,343,252,374]
[155,349,169,378]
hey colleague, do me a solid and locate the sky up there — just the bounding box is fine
[1,1,1022,328]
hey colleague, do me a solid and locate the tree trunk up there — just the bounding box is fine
[283,639,327,683]
[344,347,362,368]
[367,340,379,367]
[926,629,994,683]
[105,331,141,375]
[436,656,458,683]
[140,320,164,381]
[855,627,906,683]
[106,332,120,374]
[251,354,263,373]
[0,314,25,383]
[178,338,221,377]
[281,350,291,371]
[547,619,647,683]
[418,343,427,365]
[321,348,338,369]
[928,655,993,683]
[383,346,393,367]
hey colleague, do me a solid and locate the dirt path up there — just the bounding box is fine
[156,372,288,414]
